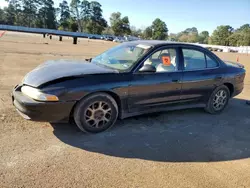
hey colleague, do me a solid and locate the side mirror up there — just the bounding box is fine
[139,64,156,73]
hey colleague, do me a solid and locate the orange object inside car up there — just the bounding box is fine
[162,56,171,66]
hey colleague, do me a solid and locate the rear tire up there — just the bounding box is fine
[74,93,118,133]
[205,85,230,114]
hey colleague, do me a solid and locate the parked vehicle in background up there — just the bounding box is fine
[212,48,223,52]
[113,37,125,43]
[104,36,114,41]
[206,47,213,51]
[113,37,120,42]
[88,35,98,39]
[125,35,140,41]
[12,41,245,133]
[229,49,238,53]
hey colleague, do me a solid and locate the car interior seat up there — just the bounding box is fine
[156,53,176,72]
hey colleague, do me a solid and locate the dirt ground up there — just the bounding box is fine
[0,32,250,188]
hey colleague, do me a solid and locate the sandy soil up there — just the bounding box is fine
[0,32,250,188]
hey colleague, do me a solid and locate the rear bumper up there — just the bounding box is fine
[12,86,76,122]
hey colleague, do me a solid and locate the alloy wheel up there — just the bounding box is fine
[213,90,228,111]
[84,101,112,128]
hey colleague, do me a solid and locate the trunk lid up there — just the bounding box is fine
[224,60,244,69]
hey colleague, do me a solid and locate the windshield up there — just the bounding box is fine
[91,43,152,71]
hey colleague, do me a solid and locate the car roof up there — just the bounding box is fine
[126,40,202,48]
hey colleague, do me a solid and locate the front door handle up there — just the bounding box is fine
[172,79,180,83]
[215,76,222,80]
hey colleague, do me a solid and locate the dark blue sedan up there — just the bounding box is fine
[12,41,246,133]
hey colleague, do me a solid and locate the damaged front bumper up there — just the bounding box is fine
[12,85,75,123]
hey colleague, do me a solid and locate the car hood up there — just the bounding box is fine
[22,59,118,87]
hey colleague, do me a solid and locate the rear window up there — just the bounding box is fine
[206,55,219,68]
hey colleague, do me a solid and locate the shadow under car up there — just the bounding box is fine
[51,98,250,163]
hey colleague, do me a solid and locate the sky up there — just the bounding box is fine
[0,0,249,34]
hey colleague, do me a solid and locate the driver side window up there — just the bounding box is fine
[143,48,178,72]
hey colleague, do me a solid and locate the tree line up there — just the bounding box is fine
[168,25,250,46]
[0,0,132,36]
[0,0,249,46]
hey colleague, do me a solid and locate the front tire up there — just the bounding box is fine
[205,85,230,114]
[74,93,118,133]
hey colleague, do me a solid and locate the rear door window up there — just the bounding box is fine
[183,49,206,70]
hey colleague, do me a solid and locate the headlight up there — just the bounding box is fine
[21,86,59,102]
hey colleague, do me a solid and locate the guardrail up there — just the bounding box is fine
[1,25,250,52]
[196,43,250,54]
[170,42,250,54]
[0,24,105,44]
[0,24,101,38]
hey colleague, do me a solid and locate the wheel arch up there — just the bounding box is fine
[69,90,123,121]
[223,83,234,97]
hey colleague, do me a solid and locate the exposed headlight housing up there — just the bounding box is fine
[21,86,59,102]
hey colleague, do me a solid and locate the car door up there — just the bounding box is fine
[180,47,223,102]
[127,47,183,112]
